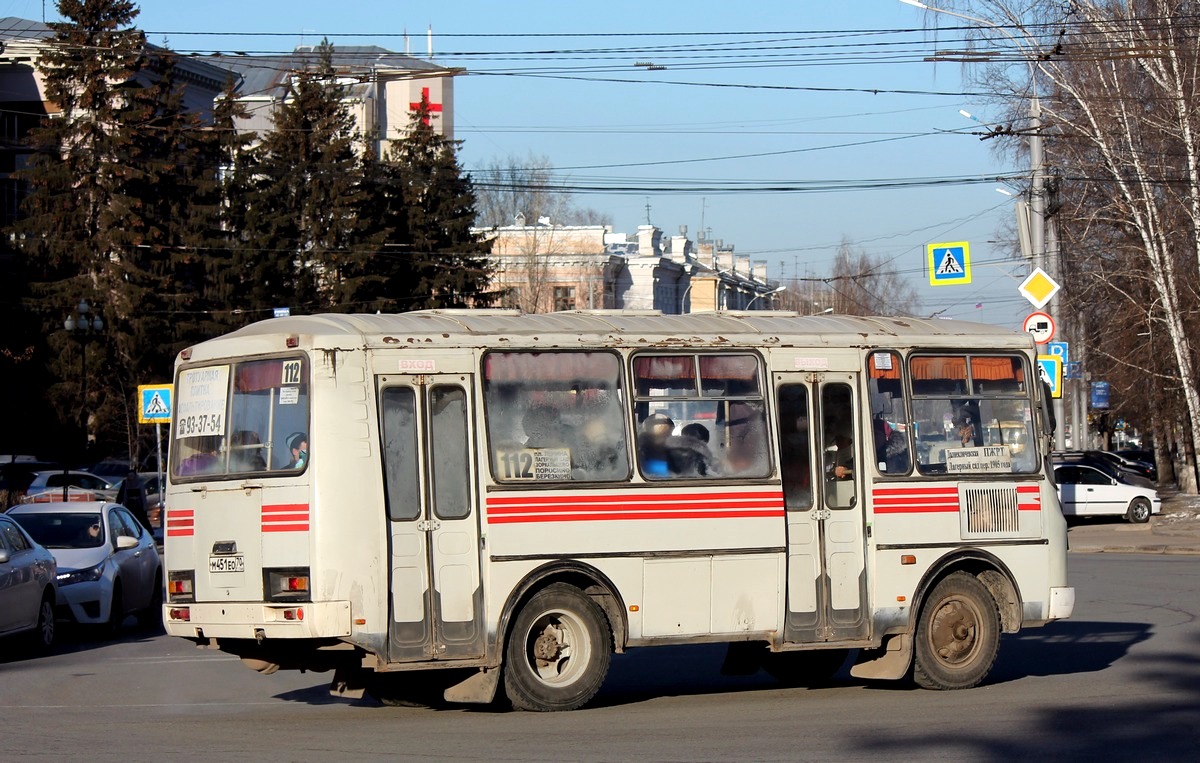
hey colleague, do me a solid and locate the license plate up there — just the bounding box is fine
[209,555,245,573]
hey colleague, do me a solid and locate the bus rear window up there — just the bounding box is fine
[173,356,310,479]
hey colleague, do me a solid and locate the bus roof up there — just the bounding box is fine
[183,310,1035,359]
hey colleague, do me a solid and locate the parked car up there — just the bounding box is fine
[0,460,62,509]
[1113,448,1158,481]
[1052,451,1154,488]
[1053,462,1161,523]
[0,513,57,649]
[22,470,119,502]
[7,501,162,631]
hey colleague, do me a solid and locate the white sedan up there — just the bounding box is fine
[1053,463,1161,523]
[7,502,162,630]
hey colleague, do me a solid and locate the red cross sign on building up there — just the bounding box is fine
[409,86,443,126]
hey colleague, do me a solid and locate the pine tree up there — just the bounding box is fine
[12,0,149,461]
[242,41,384,314]
[388,93,494,309]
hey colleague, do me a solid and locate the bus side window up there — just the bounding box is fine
[869,351,910,475]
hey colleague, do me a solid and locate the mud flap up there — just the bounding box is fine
[330,666,368,700]
[443,667,501,704]
[850,633,912,681]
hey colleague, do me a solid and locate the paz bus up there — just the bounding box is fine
[162,310,1074,711]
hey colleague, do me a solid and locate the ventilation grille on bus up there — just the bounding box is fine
[962,485,1020,534]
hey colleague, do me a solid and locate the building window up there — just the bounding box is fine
[553,286,576,312]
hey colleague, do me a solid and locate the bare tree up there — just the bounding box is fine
[925,1,1200,489]
[828,239,922,316]
[473,153,611,229]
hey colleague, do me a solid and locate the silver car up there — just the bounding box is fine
[8,502,162,631]
[22,470,119,502]
[0,513,57,650]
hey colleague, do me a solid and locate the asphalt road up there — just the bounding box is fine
[2,553,1197,762]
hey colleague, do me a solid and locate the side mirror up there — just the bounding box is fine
[116,535,139,550]
[0,548,9,564]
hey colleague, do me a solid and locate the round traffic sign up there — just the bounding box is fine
[1022,311,1055,344]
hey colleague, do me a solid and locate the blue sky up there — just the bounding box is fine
[16,0,1041,327]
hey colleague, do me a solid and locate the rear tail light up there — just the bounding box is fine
[168,607,191,621]
[264,567,311,602]
[168,570,195,603]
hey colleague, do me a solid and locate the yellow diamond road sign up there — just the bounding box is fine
[1019,267,1061,309]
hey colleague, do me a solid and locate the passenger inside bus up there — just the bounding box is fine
[638,413,674,477]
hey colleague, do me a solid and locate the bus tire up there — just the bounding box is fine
[503,583,611,712]
[762,648,849,687]
[913,572,999,690]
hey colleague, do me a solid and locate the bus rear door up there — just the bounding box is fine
[377,373,485,663]
[775,373,869,643]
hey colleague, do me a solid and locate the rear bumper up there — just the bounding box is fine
[163,600,351,640]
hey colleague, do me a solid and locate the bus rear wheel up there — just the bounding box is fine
[503,583,611,712]
[913,572,999,690]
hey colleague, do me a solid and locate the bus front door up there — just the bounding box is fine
[775,374,869,643]
[377,374,485,663]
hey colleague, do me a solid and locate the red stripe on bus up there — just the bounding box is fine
[167,519,195,527]
[166,528,194,537]
[262,523,310,532]
[166,509,194,518]
[260,513,309,523]
[486,490,777,506]
[872,494,959,504]
[263,504,309,514]
[487,499,782,515]
[488,509,784,524]
[874,505,960,514]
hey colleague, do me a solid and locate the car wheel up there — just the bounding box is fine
[1126,497,1152,524]
[503,583,611,712]
[27,590,56,652]
[137,570,164,630]
[912,572,1000,690]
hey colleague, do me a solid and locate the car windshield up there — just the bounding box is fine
[13,512,105,549]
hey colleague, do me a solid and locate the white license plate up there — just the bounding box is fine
[209,555,245,573]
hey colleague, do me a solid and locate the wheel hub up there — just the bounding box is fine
[533,626,564,665]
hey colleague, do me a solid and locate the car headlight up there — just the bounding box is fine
[58,561,105,586]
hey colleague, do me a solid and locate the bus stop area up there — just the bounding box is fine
[1068,488,1200,554]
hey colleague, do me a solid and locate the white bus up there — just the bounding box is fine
[163,310,1074,710]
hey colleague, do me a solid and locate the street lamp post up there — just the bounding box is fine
[63,299,103,496]
[746,286,787,310]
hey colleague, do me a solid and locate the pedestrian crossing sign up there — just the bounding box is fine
[927,241,972,286]
[138,384,173,424]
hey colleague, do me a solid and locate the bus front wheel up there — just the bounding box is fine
[503,583,612,711]
[913,572,1000,690]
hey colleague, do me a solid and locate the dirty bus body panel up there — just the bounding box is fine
[163,311,1073,708]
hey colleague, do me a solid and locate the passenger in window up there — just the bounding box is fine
[179,436,222,476]
[826,419,854,480]
[231,430,268,472]
[638,413,675,477]
[953,403,980,447]
[287,432,309,469]
[670,423,714,476]
[574,414,625,479]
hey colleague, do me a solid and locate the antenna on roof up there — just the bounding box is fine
[428,25,433,58]
[404,27,409,56]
